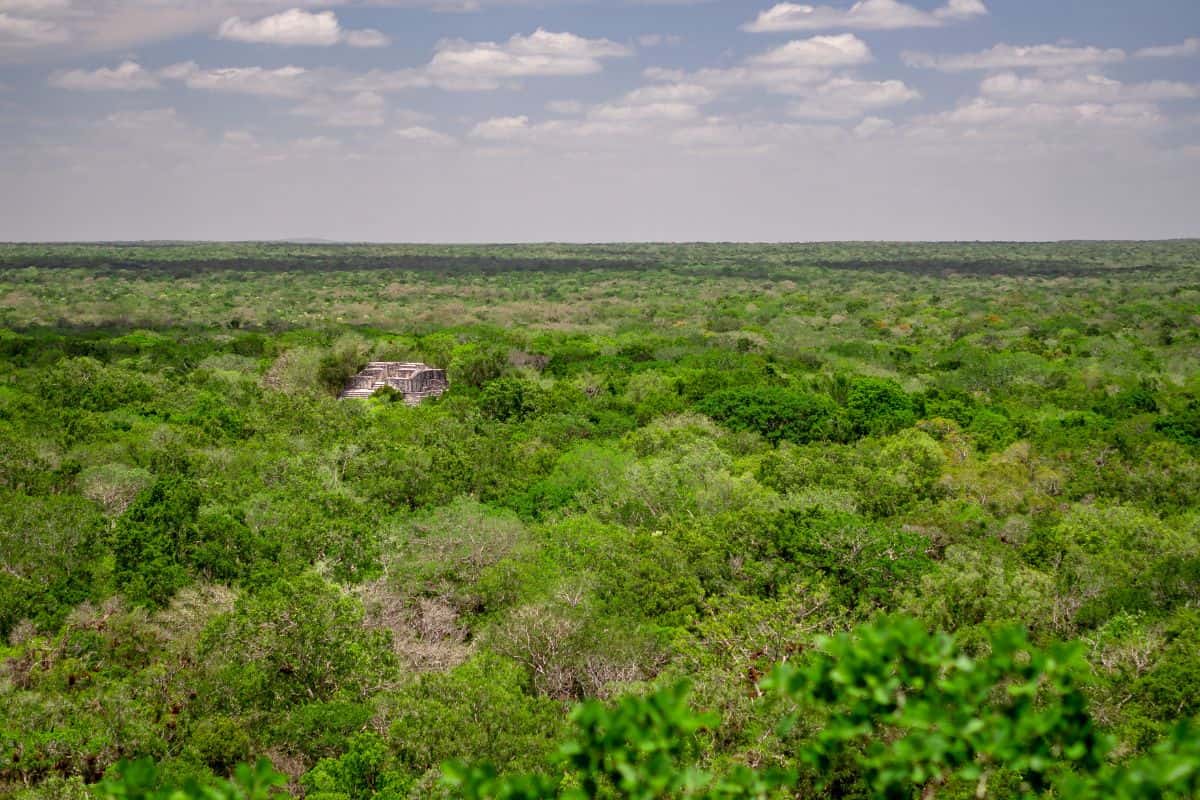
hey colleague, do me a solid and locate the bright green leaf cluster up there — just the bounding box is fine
[448,617,1200,799]
[97,758,285,800]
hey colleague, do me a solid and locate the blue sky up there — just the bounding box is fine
[1,0,1198,241]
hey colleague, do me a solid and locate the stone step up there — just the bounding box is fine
[339,362,449,402]
[339,383,383,398]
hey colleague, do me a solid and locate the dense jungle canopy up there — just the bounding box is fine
[1,241,1199,798]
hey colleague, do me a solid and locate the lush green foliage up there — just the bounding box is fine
[1,241,1199,798]
[449,618,1200,799]
[97,758,285,799]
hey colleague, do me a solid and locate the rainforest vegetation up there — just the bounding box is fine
[1,241,1199,799]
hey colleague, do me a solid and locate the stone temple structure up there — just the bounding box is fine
[338,362,449,404]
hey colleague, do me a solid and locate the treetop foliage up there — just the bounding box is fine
[1,241,1198,799]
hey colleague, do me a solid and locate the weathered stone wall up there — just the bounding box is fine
[339,363,448,402]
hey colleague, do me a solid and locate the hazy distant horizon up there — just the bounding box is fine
[3,237,1198,246]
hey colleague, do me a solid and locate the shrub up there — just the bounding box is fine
[845,377,916,438]
[698,386,836,444]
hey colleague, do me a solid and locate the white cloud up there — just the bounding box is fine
[470,115,530,140]
[50,60,159,90]
[6,1,1199,245]
[853,116,894,138]
[341,68,432,93]
[87,106,211,164]
[903,42,1126,72]
[643,67,686,82]
[218,9,389,48]
[1,2,540,60]
[342,27,389,48]
[467,101,705,150]
[426,28,631,90]
[789,76,920,119]
[980,72,1199,104]
[0,0,71,9]
[622,82,717,105]
[1135,38,1200,59]
[219,8,338,46]
[292,91,387,127]
[339,28,631,93]
[748,34,872,68]
[936,0,988,19]
[0,1,346,59]
[100,107,187,132]
[744,0,986,33]
[644,34,872,97]
[161,61,314,97]
[589,101,700,122]
[0,10,68,46]
[95,26,628,109]
[911,98,1165,137]
[158,61,197,80]
[393,125,455,146]
[213,128,369,166]
[7,77,1199,244]
[654,66,798,95]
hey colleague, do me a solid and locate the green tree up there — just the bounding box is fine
[845,377,915,438]
[448,617,1200,799]
[113,476,201,607]
[0,492,105,634]
[387,655,564,783]
[96,757,285,800]
[450,343,507,389]
[199,573,395,712]
[302,733,402,800]
[480,378,546,422]
[697,387,835,445]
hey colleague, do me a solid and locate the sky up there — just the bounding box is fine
[0,0,1198,242]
